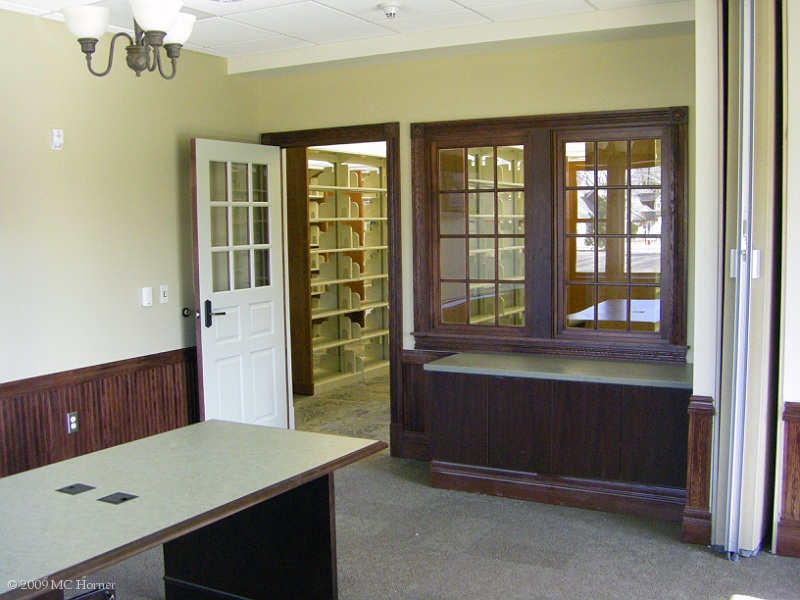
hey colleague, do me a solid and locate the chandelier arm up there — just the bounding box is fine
[156,54,178,80]
[84,32,135,77]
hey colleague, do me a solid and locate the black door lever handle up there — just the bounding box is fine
[204,299,226,328]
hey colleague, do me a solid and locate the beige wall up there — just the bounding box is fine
[246,32,697,352]
[0,8,696,384]
[0,10,264,382]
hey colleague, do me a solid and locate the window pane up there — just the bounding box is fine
[499,283,525,326]
[597,140,628,186]
[211,207,228,247]
[440,193,466,235]
[210,162,228,202]
[439,148,465,191]
[468,192,495,234]
[498,191,524,235]
[469,238,495,280]
[233,250,250,290]
[630,139,661,185]
[441,282,467,324]
[597,286,629,330]
[499,237,525,279]
[470,283,495,325]
[631,188,661,235]
[231,163,248,202]
[253,206,269,245]
[232,206,249,246]
[565,285,596,328]
[603,189,628,234]
[254,249,270,287]
[440,238,466,279]
[468,147,494,189]
[631,286,661,332]
[567,237,595,281]
[631,237,661,281]
[598,237,628,283]
[252,164,269,202]
[566,189,596,235]
[212,252,229,293]
[497,145,524,186]
[565,142,595,187]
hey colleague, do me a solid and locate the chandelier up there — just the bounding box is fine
[61,0,196,80]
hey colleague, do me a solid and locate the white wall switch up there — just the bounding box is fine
[141,286,153,307]
[160,284,169,304]
[51,128,64,151]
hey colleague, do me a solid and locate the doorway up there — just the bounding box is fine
[260,124,401,448]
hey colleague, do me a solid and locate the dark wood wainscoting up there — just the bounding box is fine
[0,348,198,477]
[681,395,715,545]
[777,402,800,557]
[391,350,449,460]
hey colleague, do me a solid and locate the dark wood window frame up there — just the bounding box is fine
[412,108,688,362]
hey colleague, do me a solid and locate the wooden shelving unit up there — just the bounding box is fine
[286,146,389,395]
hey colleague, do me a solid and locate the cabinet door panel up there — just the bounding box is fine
[430,372,488,466]
[552,381,620,479]
[488,377,552,473]
[620,386,689,487]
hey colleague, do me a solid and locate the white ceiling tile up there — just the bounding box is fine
[212,34,311,55]
[293,21,392,44]
[588,0,685,8]
[383,10,490,34]
[189,16,278,47]
[469,0,593,21]
[182,0,304,17]
[315,0,465,23]
[0,1,47,14]
[226,2,367,35]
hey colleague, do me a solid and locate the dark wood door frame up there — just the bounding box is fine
[261,123,402,454]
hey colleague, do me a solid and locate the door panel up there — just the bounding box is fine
[192,138,291,428]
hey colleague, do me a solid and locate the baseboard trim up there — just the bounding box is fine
[776,518,800,558]
[431,461,686,522]
[681,506,713,544]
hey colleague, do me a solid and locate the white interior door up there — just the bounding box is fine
[192,138,292,428]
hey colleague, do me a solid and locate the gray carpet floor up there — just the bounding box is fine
[78,376,800,599]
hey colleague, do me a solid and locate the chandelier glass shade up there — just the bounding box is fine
[61,0,195,79]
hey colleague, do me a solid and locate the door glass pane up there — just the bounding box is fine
[439,148,465,191]
[253,206,269,245]
[254,249,270,287]
[232,207,250,246]
[565,142,595,186]
[470,283,495,325]
[468,193,495,234]
[631,286,661,331]
[567,237,595,281]
[597,140,628,186]
[469,238,495,280]
[231,163,248,202]
[440,193,466,235]
[441,281,466,324]
[468,147,494,189]
[210,162,228,202]
[566,189,595,235]
[211,207,228,247]
[440,238,466,279]
[212,252,230,293]
[631,188,661,235]
[252,164,269,202]
[603,189,628,235]
[233,250,251,290]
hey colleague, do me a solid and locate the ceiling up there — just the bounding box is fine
[1,0,695,76]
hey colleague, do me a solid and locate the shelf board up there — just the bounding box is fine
[309,185,386,193]
[310,217,387,223]
[311,246,388,255]
[311,301,389,320]
[311,273,389,288]
[312,329,389,351]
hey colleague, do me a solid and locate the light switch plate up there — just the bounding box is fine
[51,128,64,150]
[141,287,153,307]
[160,284,169,304]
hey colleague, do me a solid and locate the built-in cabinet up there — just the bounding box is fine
[287,147,390,395]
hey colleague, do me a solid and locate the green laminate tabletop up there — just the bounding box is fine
[424,352,693,389]
[0,420,386,599]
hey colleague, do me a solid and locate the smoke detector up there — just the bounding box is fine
[380,3,401,19]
